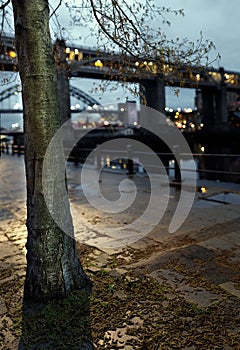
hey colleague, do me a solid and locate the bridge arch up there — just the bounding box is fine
[0,83,101,108]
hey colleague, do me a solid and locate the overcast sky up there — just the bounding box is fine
[1,0,240,112]
[60,0,240,109]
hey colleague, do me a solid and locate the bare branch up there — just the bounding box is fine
[49,0,62,19]
[89,0,138,58]
[0,0,10,10]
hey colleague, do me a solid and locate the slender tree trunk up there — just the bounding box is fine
[11,0,90,301]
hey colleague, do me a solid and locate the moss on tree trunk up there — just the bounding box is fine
[12,0,90,301]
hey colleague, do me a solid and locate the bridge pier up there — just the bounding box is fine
[201,69,228,130]
[201,87,216,128]
[55,39,71,124]
[140,79,165,114]
[215,85,228,127]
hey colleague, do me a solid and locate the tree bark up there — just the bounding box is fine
[11,0,90,301]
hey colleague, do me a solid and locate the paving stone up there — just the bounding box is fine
[0,296,7,315]
[149,269,224,308]
[108,268,127,278]
[180,244,216,261]
[0,195,12,201]
[199,262,237,285]
[0,241,19,259]
[176,285,223,308]
[0,234,9,241]
[11,238,27,248]
[128,236,159,250]
[220,281,240,298]
[1,154,240,349]
[223,232,240,247]
[198,237,237,251]
[149,269,186,288]
[228,251,240,263]
[0,275,16,286]
[0,208,14,220]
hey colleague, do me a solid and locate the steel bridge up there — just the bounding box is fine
[1,34,240,90]
[1,34,240,128]
[0,83,101,114]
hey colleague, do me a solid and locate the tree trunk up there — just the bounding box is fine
[11,0,90,301]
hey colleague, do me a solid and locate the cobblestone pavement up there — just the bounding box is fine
[0,154,240,349]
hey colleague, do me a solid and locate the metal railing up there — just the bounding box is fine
[66,144,240,184]
[1,141,240,185]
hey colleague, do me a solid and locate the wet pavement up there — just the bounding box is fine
[0,154,240,349]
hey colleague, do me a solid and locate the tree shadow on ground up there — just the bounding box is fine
[18,288,94,350]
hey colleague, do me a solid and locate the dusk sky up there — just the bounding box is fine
[63,0,240,109]
[1,0,240,129]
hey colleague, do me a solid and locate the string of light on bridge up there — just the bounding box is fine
[2,34,240,89]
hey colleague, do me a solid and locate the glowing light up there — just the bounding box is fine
[184,108,193,113]
[175,122,182,128]
[65,47,70,53]
[74,49,79,54]
[135,61,140,67]
[200,186,207,194]
[8,50,17,58]
[95,59,103,67]
[75,104,80,109]
[201,146,205,152]
[106,155,110,167]
[68,51,75,61]
[196,74,200,81]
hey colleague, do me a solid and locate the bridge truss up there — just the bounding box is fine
[0,84,101,112]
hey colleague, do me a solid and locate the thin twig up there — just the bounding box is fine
[49,0,62,19]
